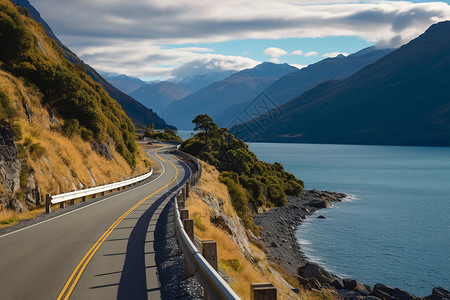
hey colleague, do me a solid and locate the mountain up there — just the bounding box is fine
[101,73,146,94]
[11,0,173,129]
[130,81,191,114]
[216,47,392,125]
[175,70,236,92]
[161,62,298,129]
[234,21,450,147]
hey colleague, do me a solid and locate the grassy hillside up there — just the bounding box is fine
[187,161,336,300]
[0,1,151,218]
[0,0,137,165]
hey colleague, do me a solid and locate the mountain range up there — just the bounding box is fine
[130,81,192,114]
[234,21,450,147]
[11,0,173,129]
[161,62,298,129]
[101,73,146,94]
[216,46,392,126]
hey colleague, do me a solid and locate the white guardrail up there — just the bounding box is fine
[48,168,153,205]
[172,150,240,300]
[174,198,241,300]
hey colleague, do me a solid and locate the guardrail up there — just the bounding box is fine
[45,168,153,213]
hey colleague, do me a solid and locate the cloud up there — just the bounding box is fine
[322,52,349,58]
[264,47,288,57]
[290,50,304,56]
[30,0,450,78]
[304,51,320,57]
[171,56,259,78]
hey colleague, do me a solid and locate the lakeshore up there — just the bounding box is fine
[253,189,450,300]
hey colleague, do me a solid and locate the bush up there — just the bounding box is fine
[29,142,45,159]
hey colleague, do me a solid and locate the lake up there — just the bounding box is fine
[249,143,450,296]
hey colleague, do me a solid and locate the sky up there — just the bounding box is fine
[29,0,450,81]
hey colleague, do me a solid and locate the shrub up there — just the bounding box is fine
[29,142,45,159]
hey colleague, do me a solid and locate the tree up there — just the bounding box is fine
[192,114,218,134]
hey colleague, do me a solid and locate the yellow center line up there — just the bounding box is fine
[155,150,166,162]
[57,158,179,300]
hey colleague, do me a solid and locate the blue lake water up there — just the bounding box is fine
[249,143,450,296]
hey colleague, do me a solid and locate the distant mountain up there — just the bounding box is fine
[234,21,450,147]
[217,46,392,125]
[162,62,298,129]
[176,70,236,92]
[101,73,146,94]
[11,0,173,129]
[130,81,192,114]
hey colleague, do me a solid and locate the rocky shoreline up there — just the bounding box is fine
[253,190,449,300]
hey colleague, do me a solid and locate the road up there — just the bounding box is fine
[0,144,191,300]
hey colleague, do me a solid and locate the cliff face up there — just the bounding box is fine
[0,120,21,207]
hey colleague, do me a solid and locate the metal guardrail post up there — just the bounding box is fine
[250,283,277,300]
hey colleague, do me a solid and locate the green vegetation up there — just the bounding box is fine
[181,115,304,232]
[144,126,182,142]
[219,259,243,273]
[0,1,137,165]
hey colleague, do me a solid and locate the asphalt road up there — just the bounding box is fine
[0,144,191,300]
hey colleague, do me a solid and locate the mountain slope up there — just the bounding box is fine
[0,0,149,211]
[130,81,192,114]
[176,70,236,92]
[162,62,298,129]
[11,0,172,129]
[234,21,450,146]
[217,47,392,125]
[101,73,146,94]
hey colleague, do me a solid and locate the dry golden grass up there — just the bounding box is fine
[0,69,153,224]
[0,207,45,229]
[186,162,300,300]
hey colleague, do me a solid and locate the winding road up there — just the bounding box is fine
[0,144,191,300]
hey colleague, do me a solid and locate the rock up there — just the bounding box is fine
[332,277,345,289]
[298,262,335,284]
[426,287,450,300]
[91,141,114,160]
[343,278,370,292]
[317,215,327,219]
[371,283,418,300]
[309,199,332,208]
[210,214,232,234]
[271,241,278,248]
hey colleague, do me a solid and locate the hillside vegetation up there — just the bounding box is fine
[0,0,137,165]
[187,161,336,300]
[0,1,151,217]
[181,115,304,232]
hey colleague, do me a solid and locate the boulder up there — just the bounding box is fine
[309,199,332,208]
[298,262,335,284]
[428,287,450,300]
[332,277,345,289]
[317,215,327,219]
[342,278,370,292]
[371,283,418,300]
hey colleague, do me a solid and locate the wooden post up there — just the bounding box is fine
[60,202,65,209]
[34,187,41,205]
[178,199,185,210]
[101,191,105,196]
[250,283,277,300]
[45,194,51,213]
[183,219,194,242]
[82,196,86,202]
[202,240,218,270]
[182,187,186,200]
[70,199,75,205]
[92,193,97,199]
[180,209,189,221]
[183,218,195,278]
[186,182,190,197]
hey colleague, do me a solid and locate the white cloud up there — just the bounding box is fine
[290,50,304,56]
[304,51,320,57]
[29,0,450,78]
[322,52,349,58]
[264,47,288,58]
[171,56,259,78]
